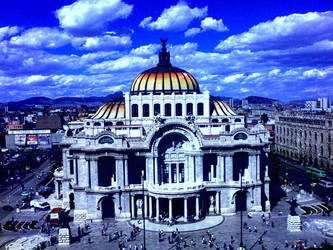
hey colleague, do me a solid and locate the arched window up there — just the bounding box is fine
[186,103,193,115]
[154,103,160,115]
[94,122,101,126]
[105,121,113,126]
[131,104,138,117]
[143,104,149,117]
[165,103,171,116]
[235,118,241,122]
[222,118,229,123]
[197,103,204,116]
[86,122,90,126]
[225,124,230,132]
[212,119,219,123]
[116,121,124,125]
[176,103,182,116]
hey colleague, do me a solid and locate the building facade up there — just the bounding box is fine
[275,112,333,169]
[55,41,271,223]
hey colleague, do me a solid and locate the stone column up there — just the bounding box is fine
[184,198,188,222]
[91,158,98,188]
[215,192,220,214]
[225,155,233,183]
[210,165,214,181]
[195,196,200,219]
[144,195,148,218]
[188,155,194,182]
[185,156,189,183]
[124,159,129,186]
[169,198,173,220]
[154,157,158,184]
[146,157,154,185]
[256,155,260,180]
[156,197,160,222]
[168,164,172,184]
[131,195,135,218]
[149,196,153,219]
[116,157,124,188]
[54,180,60,199]
[175,164,178,183]
[195,155,203,182]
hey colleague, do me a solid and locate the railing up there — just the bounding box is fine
[148,183,204,193]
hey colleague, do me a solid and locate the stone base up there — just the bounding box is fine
[220,207,234,214]
[116,212,131,221]
[265,201,271,212]
[58,228,71,245]
[250,205,262,212]
[287,215,301,232]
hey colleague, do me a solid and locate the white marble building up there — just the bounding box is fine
[54,41,271,223]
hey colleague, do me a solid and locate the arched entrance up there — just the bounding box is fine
[235,191,247,212]
[98,156,116,187]
[101,196,115,219]
[158,133,192,184]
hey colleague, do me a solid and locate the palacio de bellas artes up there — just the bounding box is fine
[55,40,271,224]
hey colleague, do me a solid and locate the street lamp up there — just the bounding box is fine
[239,168,245,250]
[141,170,146,250]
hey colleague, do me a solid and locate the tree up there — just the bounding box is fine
[260,113,268,124]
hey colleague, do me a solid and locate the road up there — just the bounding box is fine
[0,157,54,220]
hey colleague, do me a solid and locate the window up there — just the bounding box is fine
[225,125,230,132]
[186,103,193,115]
[235,118,241,122]
[131,104,138,117]
[197,103,204,116]
[94,122,101,126]
[176,103,182,116]
[222,118,229,123]
[165,103,171,116]
[212,119,219,123]
[143,104,149,117]
[116,121,124,125]
[320,133,323,143]
[154,104,160,115]
[69,160,74,175]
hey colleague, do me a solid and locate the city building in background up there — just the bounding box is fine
[56,42,271,223]
[275,112,333,169]
[304,97,331,112]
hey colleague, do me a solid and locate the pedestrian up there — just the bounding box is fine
[271,221,274,227]
[254,226,257,232]
[248,226,252,232]
[78,226,81,237]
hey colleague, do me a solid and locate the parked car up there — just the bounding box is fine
[30,200,50,211]
[318,179,333,188]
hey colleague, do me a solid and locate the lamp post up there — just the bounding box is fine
[239,168,245,250]
[141,170,146,250]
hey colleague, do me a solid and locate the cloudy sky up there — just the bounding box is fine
[0,0,332,102]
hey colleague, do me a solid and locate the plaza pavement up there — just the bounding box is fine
[2,185,333,249]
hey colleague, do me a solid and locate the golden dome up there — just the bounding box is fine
[92,98,125,119]
[130,39,200,95]
[210,97,236,116]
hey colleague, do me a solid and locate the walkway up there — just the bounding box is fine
[129,215,224,232]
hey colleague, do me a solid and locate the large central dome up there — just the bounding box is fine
[130,39,200,95]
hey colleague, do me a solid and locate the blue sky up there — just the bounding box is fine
[0,0,332,102]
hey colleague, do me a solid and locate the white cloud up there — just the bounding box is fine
[0,26,20,41]
[10,27,71,49]
[240,88,249,93]
[72,35,131,50]
[201,17,228,32]
[56,0,133,35]
[139,2,207,31]
[184,28,201,37]
[88,55,156,73]
[130,44,160,56]
[216,11,333,51]
[26,75,48,84]
[221,73,244,83]
[139,17,153,29]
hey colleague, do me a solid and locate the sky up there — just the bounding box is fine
[0,0,333,102]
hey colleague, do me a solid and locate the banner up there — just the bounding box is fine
[15,134,26,146]
[26,134,38,145]
[38,134,50,145]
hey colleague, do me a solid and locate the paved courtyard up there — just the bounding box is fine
[1,185,333,249]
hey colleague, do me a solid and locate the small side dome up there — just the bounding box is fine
[92,98,125,119]
[210,97,236,116]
